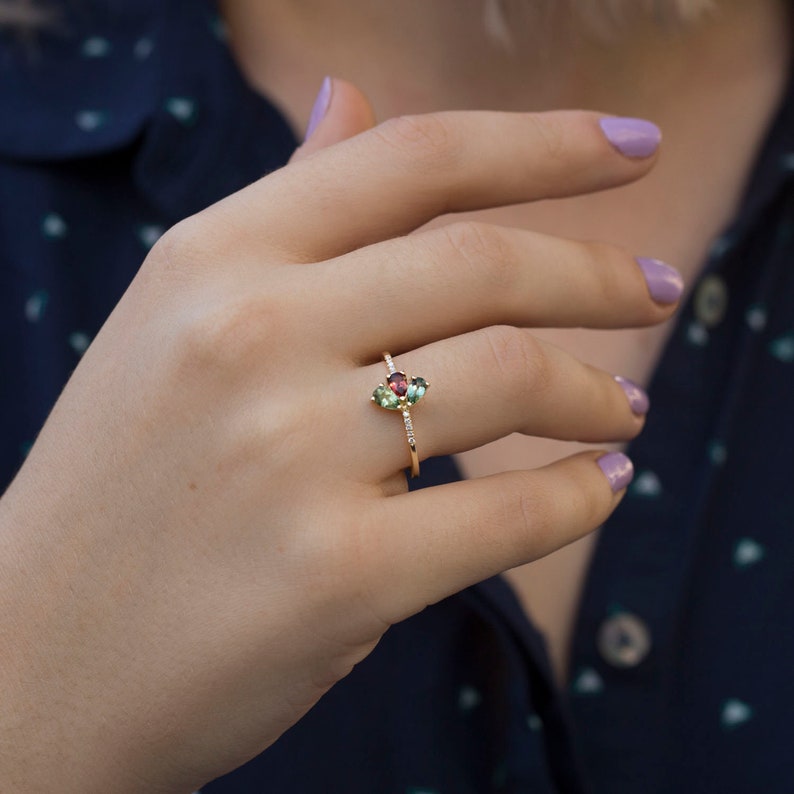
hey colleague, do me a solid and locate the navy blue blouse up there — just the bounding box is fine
[2,3,794,793]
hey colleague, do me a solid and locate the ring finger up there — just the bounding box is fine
[356,326,647,480]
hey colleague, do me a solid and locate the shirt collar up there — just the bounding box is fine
[0,0,298,220]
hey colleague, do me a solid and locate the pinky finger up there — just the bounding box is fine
[366,450,633,624]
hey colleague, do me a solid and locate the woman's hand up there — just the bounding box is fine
[0,80,678,792]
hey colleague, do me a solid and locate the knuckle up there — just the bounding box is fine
[582,240,668,326]
[175,294,286,376]
[439,221,516,290]
[372,113,457,172]
[582,477,604,521]
[526,112,569,164]
[560,462,600,523]
[515,475,554,547]
[587,241,630,303]
[481,326,551,396]
[491,473,555,562]
[513,467,598,556]
[148,216,206,274]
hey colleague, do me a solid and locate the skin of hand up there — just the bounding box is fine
[0,79,679,793]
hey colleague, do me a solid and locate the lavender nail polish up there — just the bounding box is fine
[636,257,684,304]
[304,76,333,141]
[597,451,634,494]
[614,375,650,415]
[599,117,661,158]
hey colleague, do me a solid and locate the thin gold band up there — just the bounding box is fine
[401,408,420,479]
[383,353,420,478]
[371,352,427,478]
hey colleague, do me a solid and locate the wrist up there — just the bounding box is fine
[0,495,165,793]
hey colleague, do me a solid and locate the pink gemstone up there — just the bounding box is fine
[388,371,408,397]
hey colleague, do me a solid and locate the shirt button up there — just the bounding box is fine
[597,612,652,668]
[694,274,728,328]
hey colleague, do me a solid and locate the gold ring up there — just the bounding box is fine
[371,352,429,478]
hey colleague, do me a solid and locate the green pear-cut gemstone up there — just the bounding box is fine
[406,377,428,405]
[373,384,401,410]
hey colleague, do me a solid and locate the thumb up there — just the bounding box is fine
[289,77,378,163]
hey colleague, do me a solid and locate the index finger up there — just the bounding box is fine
[221,110,661,261]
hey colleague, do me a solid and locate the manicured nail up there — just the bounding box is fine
[304,76,333,141]
[636,257,684,304]
[614,375,650,415]
[599,117,661,158]
[597,451,634,493]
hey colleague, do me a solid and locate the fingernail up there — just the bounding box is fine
[636,256,684,304]
[614,375,650,415]
[599,117,661,158]
[305,76,333,141]
[597,451,634,493]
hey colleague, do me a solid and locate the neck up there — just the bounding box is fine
[220,0,790,135]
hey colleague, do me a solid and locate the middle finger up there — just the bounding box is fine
[314,221,683,359]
